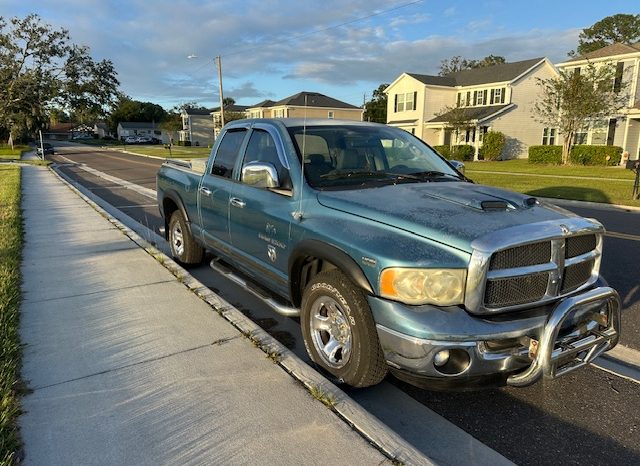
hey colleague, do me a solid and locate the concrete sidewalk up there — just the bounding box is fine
[18,166,391,465]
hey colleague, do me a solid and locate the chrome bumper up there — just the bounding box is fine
[374,287,620,387]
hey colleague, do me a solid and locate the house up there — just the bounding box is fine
[179,107,215,146]
[43,122,76,140]
[69,124,94,139]
[92,121,111,139]
[245,92,363,121]
[556,42,640,161]
[385,58,559,159]
[211,104,249,138]
[117,122,166,142]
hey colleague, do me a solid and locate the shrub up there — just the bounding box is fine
[481,131,506,161]
[433,145,450,157]
[529,145,562,164]
[433,144,474,161]
[569,145,622,166]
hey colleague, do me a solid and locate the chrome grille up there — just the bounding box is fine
[485,272,549,308]
[562,260,594,293]
[566,234,596,258]
[489,241,551,270]
[465,218,604,314]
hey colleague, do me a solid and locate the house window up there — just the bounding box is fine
[613,62,624,93]
[273,108,286,118]
[395,92,416,112]
[476,90,485,106]
[574,129,587,145]
[590,121,607,145]
[542,128,556,145]
[327,111,334,119]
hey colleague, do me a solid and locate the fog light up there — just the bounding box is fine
[433,349,450,367]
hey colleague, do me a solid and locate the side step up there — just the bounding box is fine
[210,259,300,317]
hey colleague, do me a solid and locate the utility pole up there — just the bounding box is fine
[216,56,225,130]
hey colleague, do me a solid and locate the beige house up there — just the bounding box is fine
[385,58,558,159]
[245,92,363,121]
[556,42,640,161]
[179,107,215,146]
[211,104,249,139]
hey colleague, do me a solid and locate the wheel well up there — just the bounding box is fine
[291,256,337,307]
[163,197,179,220]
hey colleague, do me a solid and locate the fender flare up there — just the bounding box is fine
[288,239,374,306]
[160,190,193,240]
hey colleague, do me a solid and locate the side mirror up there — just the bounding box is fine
[449,159,465,175]
[241,161,279,188]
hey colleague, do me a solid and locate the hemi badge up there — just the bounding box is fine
[362,257,377,267]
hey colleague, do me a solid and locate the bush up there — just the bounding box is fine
[175,140,191,146]
[569,145,622,166]
[529,145,562,164]
[433,144,474,161]
[481,131,506,161]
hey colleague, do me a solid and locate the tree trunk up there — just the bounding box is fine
[562,131,573,165]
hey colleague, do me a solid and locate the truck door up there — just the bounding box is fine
[198,127,248,250]
[228,127,294,285]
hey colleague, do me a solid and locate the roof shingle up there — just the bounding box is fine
[563,42,640,63]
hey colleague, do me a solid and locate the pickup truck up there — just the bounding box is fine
[157,118,621,390]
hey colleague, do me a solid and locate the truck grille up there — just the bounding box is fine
[475,230,601,313]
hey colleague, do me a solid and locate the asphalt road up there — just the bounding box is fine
[47,143,640,465]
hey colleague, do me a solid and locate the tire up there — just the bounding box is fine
[301,269,387,388]
[168,210,203,266]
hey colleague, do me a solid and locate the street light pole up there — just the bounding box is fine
[216,56,225,129]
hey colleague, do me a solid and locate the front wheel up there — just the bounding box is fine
[168,210,203,266]
[301,270,387,388]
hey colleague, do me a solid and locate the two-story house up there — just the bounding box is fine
[385,58,558,159]
[245,92,363,121]
[556,43,640,161]
[178,107,215,146]
[211,104,249,139]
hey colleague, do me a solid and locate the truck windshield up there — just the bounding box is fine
[287,125,463,189]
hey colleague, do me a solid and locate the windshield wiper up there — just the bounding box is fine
[409,170,463,180]
[320,170,413,181]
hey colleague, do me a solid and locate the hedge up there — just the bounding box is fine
[433,144,475,161]
[528,145,623,165]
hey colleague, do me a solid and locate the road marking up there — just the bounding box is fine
[605,231,640,242]
[56,155,156,199]
[60,147,163,168]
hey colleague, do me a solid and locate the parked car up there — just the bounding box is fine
[157,118,620,390]
[135,136,153,144]
[124,136,138,144]
[36,143,55,156]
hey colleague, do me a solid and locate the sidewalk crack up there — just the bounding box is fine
[30,335,241,392]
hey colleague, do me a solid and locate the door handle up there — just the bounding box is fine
[230,197,246,208]
[199,187,212,196]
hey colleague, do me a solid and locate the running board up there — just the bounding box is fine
[210,259,300,317]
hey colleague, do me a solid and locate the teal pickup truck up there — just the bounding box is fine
[157,118,620,390]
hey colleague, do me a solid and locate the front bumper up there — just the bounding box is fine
[371,286,620,388]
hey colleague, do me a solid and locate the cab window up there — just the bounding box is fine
[211,129,247,178]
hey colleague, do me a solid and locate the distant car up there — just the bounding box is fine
[37,143,55,156]
[135,136,153,144]
[124,136,138,144]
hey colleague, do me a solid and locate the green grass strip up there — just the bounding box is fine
[0,145,30,161]
[0,166,23,464]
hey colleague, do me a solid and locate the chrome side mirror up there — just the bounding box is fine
[241,161,279,188]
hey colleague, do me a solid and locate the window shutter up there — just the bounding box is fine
[473,91,477,106]
[483,90,488,105]
[501,88,506,103]
[490,89,495,104]
[413,91,417,110]
[394,94,398,112]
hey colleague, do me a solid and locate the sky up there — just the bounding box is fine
[2,0,639,109]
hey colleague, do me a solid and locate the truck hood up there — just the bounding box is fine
[316,182,576,253]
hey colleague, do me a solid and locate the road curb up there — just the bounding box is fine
[540,196,640,213]
[48,164,435,466]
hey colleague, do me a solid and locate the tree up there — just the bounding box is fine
[532,64,628,164]
[222,97,236,106]
[0,14,119,141]
[439,55,506,76]
[108,96,167,133]
[363,84,388,123]
[435,103,476,158]
[572,14,640,56]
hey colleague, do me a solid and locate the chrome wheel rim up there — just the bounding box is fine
[171,221,184,257]
[309,296,352,369]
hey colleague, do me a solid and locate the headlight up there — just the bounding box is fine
[380,268,466,306]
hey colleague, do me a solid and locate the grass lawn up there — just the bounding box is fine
[0,166,23,464]
[0,145,30,160]
[464,160,640,207]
